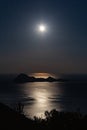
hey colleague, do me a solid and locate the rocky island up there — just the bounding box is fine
[14,73,58,83]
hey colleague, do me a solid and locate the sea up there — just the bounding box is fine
[0,74,87,118]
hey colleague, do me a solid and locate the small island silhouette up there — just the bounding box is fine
[14,73,87,83]
[14,73,66,83]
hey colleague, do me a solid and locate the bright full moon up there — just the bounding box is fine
[39,25,46,32]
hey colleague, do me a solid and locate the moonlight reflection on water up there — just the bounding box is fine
[0,76,87,118]
[22,82,63,117]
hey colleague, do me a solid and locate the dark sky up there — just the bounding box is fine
[0,0,87,74]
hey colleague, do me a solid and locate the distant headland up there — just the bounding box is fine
[14,73,65,83]
[14,73,87,83]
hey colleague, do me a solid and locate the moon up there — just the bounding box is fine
[39,24,46,32]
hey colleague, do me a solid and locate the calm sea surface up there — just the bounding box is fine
[0,75,87,118]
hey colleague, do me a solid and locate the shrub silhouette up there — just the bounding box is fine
[33,109,87,130]
[0,103,87,130]
[16,102,24,114]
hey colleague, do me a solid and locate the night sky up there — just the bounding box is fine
[0,0,87,74]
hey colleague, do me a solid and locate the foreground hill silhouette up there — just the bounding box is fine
[0,103,35,129]
[0,102,87,130]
